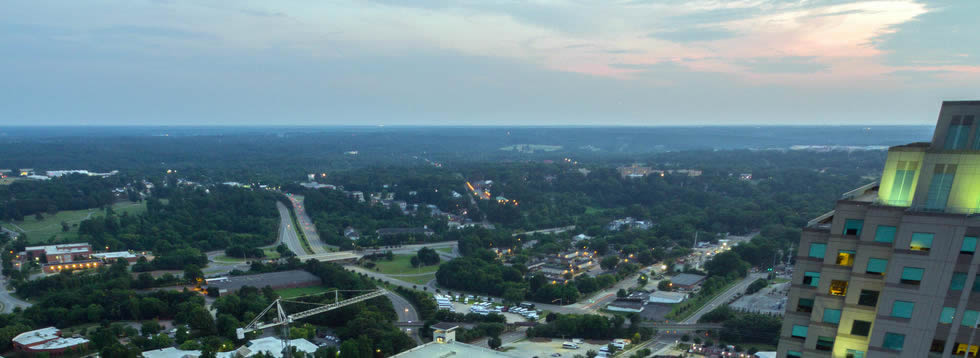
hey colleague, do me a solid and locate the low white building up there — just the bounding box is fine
[142,347,202,358]
[648,291,688,304]
[216,337,317,358]
[393,323,519,358]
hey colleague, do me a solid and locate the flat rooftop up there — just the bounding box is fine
[208,270,320,291]
[393,341,520,358]
[13,327,61,346]
[25,243,91,256]
[671,273,706,286]
[142,347,202,358]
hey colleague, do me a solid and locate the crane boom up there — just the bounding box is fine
[237,288,388,339]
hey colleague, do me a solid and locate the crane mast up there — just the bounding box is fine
[235,288,388,356]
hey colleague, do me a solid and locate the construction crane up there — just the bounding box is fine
[236,288,388,356]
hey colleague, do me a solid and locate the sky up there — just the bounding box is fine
[1,0,978,126]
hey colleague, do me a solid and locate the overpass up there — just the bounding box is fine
[394,321,424,327]
[296,241,457,262]
[639,322,723,331]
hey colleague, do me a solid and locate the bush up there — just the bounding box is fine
[745,278,768,295]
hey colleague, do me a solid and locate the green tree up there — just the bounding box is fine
[184,264,204,283]
[657,280,672,291]
[488,336,502,350]
[600,256,619,270]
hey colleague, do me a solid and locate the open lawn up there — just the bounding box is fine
[372,254,440,275]
[215,249,282,263]
[275,286,333,299]
[391,273,436,286]
[1,201,148,244]
[436,247,452,254]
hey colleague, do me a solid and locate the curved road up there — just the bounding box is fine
[386,291,423,344]
[0,256,31,313]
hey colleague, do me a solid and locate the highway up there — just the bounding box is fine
[386,291,423,344]
[276,202,308,256]
[682,272,767,324]
[297,241,458,263]
[286,195,332,253]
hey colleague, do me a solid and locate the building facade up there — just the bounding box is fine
[777,101,980,358]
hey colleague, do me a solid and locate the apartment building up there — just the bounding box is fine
[777,101,980,358]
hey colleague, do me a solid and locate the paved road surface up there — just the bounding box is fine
[386,291,423,344]
[276,202,309,256]
[286,195,332,253]
[682,272,767,324]
[298,241,457,263]
[0,255,31,313]
[473,328,526,348]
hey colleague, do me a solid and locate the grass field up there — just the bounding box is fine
[1,201,148,244]
[436,247,452,254]
[215,248,282,263]
[275,286,333,299]
[372,254,440,275]
[391,273,436,286]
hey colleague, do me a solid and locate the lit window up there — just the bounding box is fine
[829,280,848,296]
[888,161,917,206]
[822,308,841,324]
[866,258,887,275]
[843,219,864,236]
[940,307,956,324]
[956,343,980,356]
[910,232,934,252]
[951,272,967,290]
[874,225,897,243]
[836,250,855,266]
[900,267,924,285]
[962,236,977,254]
[791,325,808,339]
[851,320,871,336]
[808,243,826,259]
[891,300,914,319]
[883,332,905,351]
[803,272,820,287]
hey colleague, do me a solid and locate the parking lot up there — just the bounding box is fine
[450,301,536,323]
[505,339,609,358]
[730,281,789,314]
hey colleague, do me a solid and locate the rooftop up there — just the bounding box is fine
[393,341,520,358]
[13,327,61,346]
[142,347,202,358]
[93,251,138,259]
[25,243,91,256]
[430,322,460,331]
[12,327,89,350]
[671,273,706,286]
[216,337,317,358]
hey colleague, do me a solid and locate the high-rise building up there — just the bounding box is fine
[777,101,980,358]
